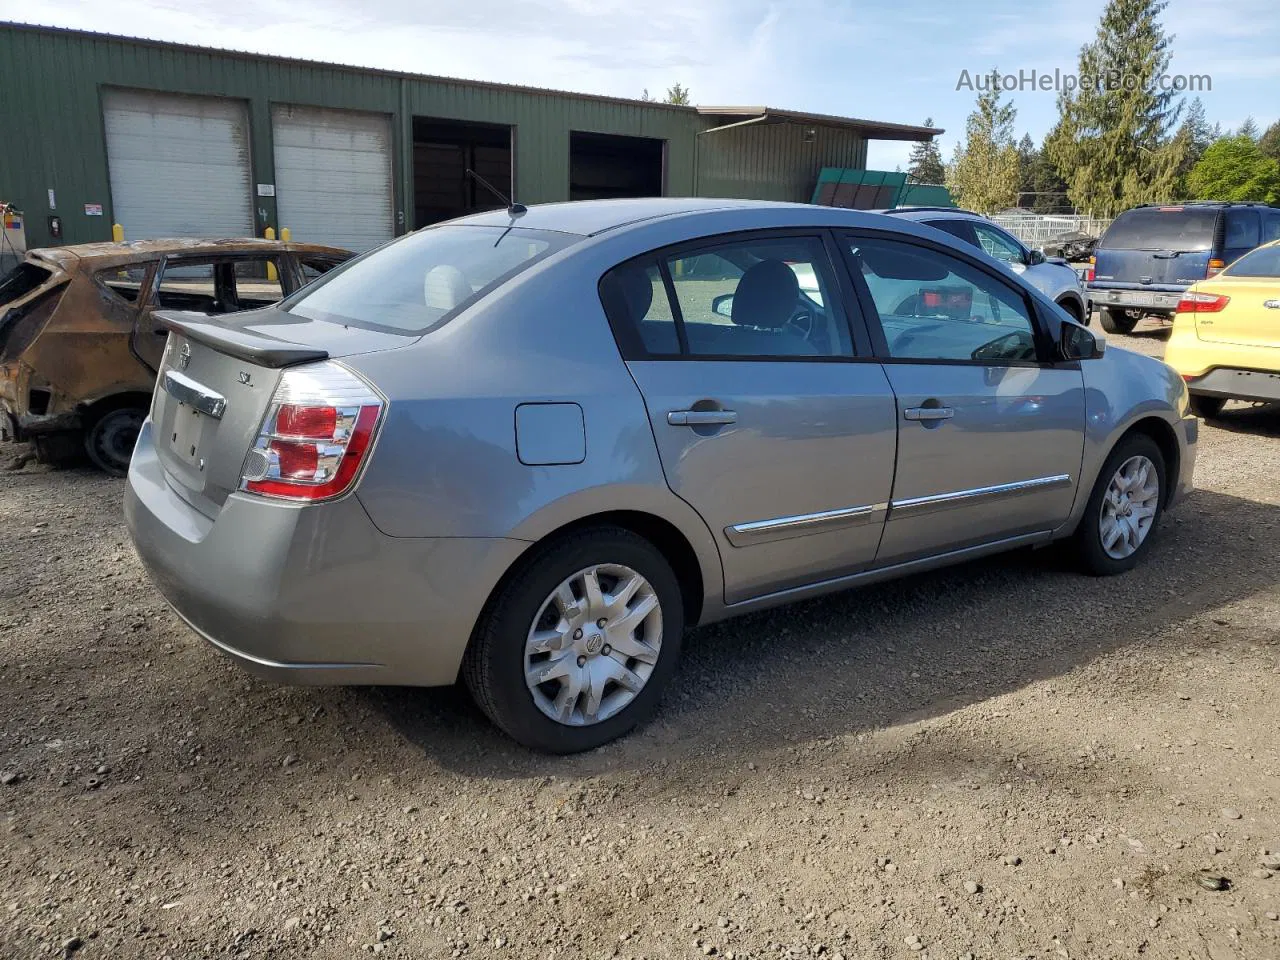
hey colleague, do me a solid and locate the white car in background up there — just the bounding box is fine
[884,208,1090,324]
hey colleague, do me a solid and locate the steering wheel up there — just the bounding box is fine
[971,330,1034,362]
[784,306,815,339]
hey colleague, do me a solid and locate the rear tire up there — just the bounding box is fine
[1071,433,1166,576]
[84,405,145,476]
[1099,307,1139,335]
[1189,395,1226,419]
[463,526,684,753]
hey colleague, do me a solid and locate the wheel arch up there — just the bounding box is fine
[1112,415,1181,510]
[477,507,718,647]
[1054,292,1085,323]
[78,390,153,425]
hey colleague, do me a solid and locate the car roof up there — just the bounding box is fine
[30,238,351,267]
[879,207,984,222]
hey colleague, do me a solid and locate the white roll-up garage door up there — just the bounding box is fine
[272,104,394,253]
[103,89,254,240]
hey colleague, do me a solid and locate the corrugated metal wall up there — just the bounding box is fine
[1,24,871,250]
[696,122,868,203]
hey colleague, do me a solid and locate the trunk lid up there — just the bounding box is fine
[150,306,411,516]
[1191,278,1280,348]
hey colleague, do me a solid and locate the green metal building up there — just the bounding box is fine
[0,22,940,252]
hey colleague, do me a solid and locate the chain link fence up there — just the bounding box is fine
[989,214,1113,248]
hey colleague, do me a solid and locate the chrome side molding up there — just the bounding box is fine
[163,369,227,419]
[725,502,888,547]
[725,475,1072,547]
[890,474,1071,518]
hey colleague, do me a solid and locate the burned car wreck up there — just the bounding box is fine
[0,239,350,474]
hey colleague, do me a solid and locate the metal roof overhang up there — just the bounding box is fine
[697,107,942,141]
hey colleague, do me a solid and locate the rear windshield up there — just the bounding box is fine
[285,225,574,334]
[0,262,53,305]
[1100,207,1219,251]
[1221,243,1280,278]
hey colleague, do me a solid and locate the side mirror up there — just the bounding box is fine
[1027,248,1047,266]
[1060,320,1106,360]
[712,293,734,318]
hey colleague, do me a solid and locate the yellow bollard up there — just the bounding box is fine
[264,227,278,282]
[112,223,124,242]
[280,227,291,242]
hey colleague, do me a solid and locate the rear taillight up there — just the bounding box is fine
[1206,258,1226,277]
[239,362,384,502]
[1085,255,1095,284]
[1176,292,1231,313]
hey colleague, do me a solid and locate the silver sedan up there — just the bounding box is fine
[125,199,1197,752]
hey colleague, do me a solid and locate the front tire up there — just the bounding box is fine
[463,526,684,753]
[1189,395,1226,419]
[1098,307,1139,335]
[1071,433,1166,576]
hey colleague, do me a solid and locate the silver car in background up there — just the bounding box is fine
[125,199,1196,753]
[885,207,1090,324]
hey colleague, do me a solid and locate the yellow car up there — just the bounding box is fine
[1165,239,1280,418]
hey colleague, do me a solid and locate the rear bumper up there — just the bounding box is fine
[1185,367,1280,404]
[1088,286,1183,314]
[124,419,529,687]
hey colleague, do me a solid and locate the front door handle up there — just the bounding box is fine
[668,409,738,427]
[903,406,955,422]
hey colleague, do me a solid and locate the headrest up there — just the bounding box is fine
[730,259,800,329]
[423,265,472,312]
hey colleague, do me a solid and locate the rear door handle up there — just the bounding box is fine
[668,409,738,427]
[903,406,955,422]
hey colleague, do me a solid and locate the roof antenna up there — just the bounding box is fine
[466,169,526,217]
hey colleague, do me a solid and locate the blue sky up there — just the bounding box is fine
[4,0,1276,170]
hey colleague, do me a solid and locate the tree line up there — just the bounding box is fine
[907,0,1280,216]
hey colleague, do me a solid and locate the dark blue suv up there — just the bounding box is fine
[1088,202,1280,333]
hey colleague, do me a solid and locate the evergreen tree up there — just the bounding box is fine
[1260,121,1280,161]
[1028,139,1072,213]
[948,71,1021,214]
[1237,116,1260,140]
[906,119,946,184]
[664,83,691,105]
[1015,133,1037,208]
[1045,0,1185,216]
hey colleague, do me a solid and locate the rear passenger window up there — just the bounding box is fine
[1263,213,1280,244]
[601,237,852,360]
[1224,210,1260,249]
[96,264,151,303]
[233,259,284,307]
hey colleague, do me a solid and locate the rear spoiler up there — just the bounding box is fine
[156,311,329,368]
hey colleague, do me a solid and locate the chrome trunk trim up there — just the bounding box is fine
[162,369,227,420]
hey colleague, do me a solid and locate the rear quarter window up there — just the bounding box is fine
[0,262,53,305]
[1101,207,1218,251]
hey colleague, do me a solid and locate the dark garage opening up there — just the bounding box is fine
[569,132,665,201]
[413,117,512,227]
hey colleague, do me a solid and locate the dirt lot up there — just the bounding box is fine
[2,321,1278,960]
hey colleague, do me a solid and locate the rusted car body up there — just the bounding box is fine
[0,239,350,473]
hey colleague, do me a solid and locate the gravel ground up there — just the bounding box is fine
[2,323,1279,960]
